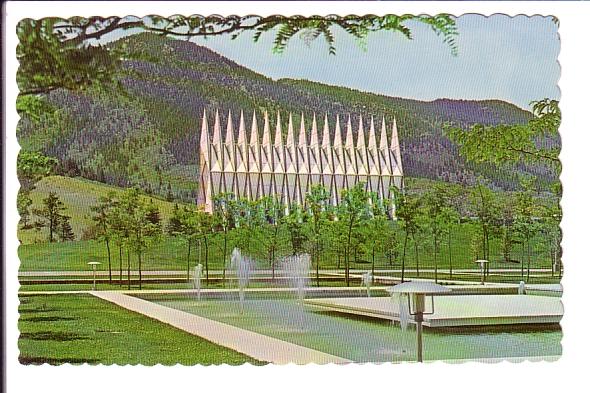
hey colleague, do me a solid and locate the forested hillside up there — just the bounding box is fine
[17,33,554,203]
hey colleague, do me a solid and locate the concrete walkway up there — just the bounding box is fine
[19,268,555,276]
[90,291,351,365]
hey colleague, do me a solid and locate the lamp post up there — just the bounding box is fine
[87,262,102,291]
[475,259,489,285]
[389,281,451,362]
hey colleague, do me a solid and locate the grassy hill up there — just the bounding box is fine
[19,176,184,244]
[16,33,556,205]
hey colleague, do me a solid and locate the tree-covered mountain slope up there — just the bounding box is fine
[18,33,554,202]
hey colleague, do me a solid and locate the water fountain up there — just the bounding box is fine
[278,254,311,303]
[229,248,253,312]
[193,264,203,300]
[361,271,372,297]
[518,280,526,295]
[390,291,410,331]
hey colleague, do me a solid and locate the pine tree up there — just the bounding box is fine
[145,200,161,227]
[166,203,184,235]
[166,182,174,202]
[58,214,75,241]
[33,192,66,242]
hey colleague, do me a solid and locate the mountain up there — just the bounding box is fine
[17,33,554,203]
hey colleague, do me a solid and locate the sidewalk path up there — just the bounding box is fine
[19,268,555,277]
[90,291,351,365]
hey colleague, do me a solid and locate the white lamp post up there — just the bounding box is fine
[87,262,101,291]
[475,259,489,285]
[389,281,451,362]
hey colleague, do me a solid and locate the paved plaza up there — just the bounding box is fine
[305,294,563,327]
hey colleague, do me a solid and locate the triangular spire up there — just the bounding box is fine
[379,117,392,176]
[297,113,310,203]
[235,111,249,177]
[285,113,297,173]
[198,109,212,212]
[355,115,368,176]
[262,111,272,146]
[273,111,285,171]
[309,114,321,177]
[248,111,260,172]
[272,111,285,198]
[320,114,335,194]
[332,115,345,176]
[260,111,273,173]
[212,109,222,146]
[248,111,261,199]
[284,113,298,207]
[234,110,249,197]
[321,114,333,174]
[298,113,309,173]
[199,109,209,160]
[210,109,223,172]
[390,117,403,176]
[367,116,380,176]
[223,110,235,172]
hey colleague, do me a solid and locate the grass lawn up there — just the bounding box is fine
[18,277,357,292]
[18,294,266,365]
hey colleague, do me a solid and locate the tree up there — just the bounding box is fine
[213,192,238,281]
[283,203,308,255]
[145,199,162,227]
[538,189,562,278]
[392,186,422,283]
[514,177,541,282]
[119,188,161,289]
[107,197,130,287]
[422,185,450,283]
[17,15,457,97]
[17,191,34,229]
[90,193,115,282]
[17,18,122,97]
[339,182,371,286]
[445,99,560,166]
[17,150,57,192]
[232,197,265,256]
[469,181,500,274]
[58,214,75,241]
[361,195,391,276]
[166,203,184,235]
[191,208,214,284]
[33,192,66,242]
[499,195,517,265]
[167,204,194,281]
[166,182,174,202]
[305,184,330,286]
[259,196,285,280]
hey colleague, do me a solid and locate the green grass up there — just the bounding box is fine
[18,228,556,275]
[18,294,265,365]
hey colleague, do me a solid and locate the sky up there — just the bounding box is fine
[185,14,560,110]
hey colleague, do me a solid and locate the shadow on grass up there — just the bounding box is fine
[19,307,61,314]
[20,331,89,341]
[20,316,78,322]
[19,355,100,365]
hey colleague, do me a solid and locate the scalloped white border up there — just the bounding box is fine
[4,2,588,393]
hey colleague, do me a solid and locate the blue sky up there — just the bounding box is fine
[187,14,559,110]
